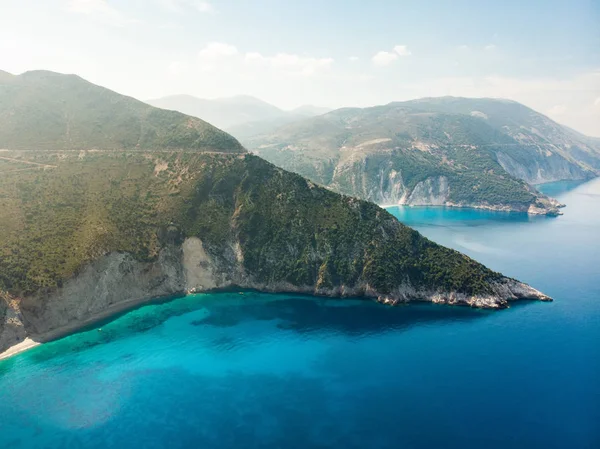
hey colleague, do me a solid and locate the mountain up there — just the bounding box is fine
[146,94,289,130]
[245,97,600,215]
[291,105,332,116]
[224,115,304,141]
[0,71,243,152]
[0,72,549,354]
[146,95,331,140]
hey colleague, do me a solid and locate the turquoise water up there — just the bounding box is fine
[1,180,599,448]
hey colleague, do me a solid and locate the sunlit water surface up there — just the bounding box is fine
[0,179,599,448]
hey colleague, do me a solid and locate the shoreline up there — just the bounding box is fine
[0,338,40,361]
[0,291,186,362]
[0,278,553,362]
[378,202,559,216]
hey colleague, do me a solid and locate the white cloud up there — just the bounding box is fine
[245,52,334,76]
[372,51,397,66]
[66,0,135,27]
[484,44,497,51]
[393,45,411,56]
[158,0,214,13]
[457,45,470,51]
[198,42,238,59]
[245,52,263,62]
[594,97,600,107]
[372,45,411,66]
[548,105,567,115]
[349,56,359,62]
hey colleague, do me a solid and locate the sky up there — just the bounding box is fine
[1,0,599,136]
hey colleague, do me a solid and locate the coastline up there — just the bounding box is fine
[0,291,186,362]
[0,276,551,362]
[379,202,561,216]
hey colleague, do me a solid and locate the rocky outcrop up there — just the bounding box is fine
[0,293,27,353]
[0,234,551,356]
[375,278,551,309]
[404,176,449,206]
[355,169,560,215]
[496,151,593,185]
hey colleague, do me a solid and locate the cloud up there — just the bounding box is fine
[349,56,359,62]
[484,44,497,51]
[393,45,411,56]
[245,52,263,62]
[372,51,397,66]
[158,0,214,13]
[167,61,187,77]
[194,1,213,12]
[548,105,567,115]
[594,97,600,107]
[66,0,135,26]
[372,45,411,66]
[198,42,238,59]
[245,52,334,76]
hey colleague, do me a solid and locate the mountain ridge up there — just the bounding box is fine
[0,70,244,153]
[146,94,289,131]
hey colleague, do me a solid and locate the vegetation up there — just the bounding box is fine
[0,72,507,302]
[0,70,244,152]
[246,98,600,209]
[0,151,502,297]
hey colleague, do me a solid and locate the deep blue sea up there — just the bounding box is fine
[1,179,599,449]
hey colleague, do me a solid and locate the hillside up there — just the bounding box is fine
[291,105,332,117]
[0,73,549,354]
[0,71,244,152]
[245,98,600,214]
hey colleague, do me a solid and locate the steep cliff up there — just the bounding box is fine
[246,98,599,214]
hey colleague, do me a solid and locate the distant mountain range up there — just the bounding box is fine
[145,94,331,138]
[243,97,600,215]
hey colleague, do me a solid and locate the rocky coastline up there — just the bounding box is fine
[0,237,551,360]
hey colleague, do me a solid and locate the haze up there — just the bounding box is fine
[1,0,599,136]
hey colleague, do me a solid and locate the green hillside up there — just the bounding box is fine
[246,98,600,214]
[0,70,244,152]
[0,150,504,297]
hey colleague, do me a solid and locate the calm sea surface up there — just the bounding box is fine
[0,179,598,449]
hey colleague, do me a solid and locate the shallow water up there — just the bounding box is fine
[1,179,599,449]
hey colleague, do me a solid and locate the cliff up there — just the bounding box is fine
[0,151,550,355]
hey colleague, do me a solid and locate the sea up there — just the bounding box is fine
[0,178,598,449]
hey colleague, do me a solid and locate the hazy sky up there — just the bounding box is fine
[1,0,599,136]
